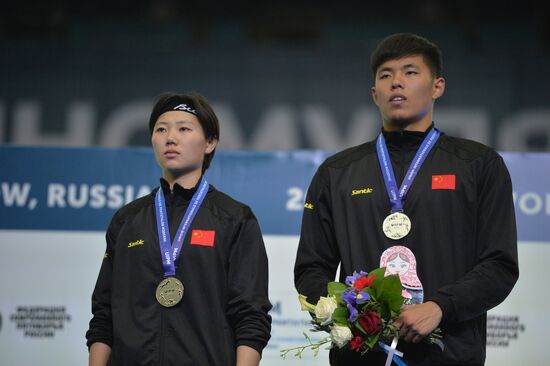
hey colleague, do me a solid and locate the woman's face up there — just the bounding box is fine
[151,111,216,176]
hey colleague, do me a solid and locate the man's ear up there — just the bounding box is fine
[371,85,380,107]
[432,77,446,100]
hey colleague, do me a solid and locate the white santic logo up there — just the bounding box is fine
[173,104,197,115]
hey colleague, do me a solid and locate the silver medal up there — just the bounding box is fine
[156,277,184,307]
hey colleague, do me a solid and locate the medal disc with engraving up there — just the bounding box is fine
[156,277,184,307]
[383,212,412,240]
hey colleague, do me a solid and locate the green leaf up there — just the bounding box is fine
[378,303,390,319]
[368,268,387,297]
[327,282,347,298]
[365,287,376,298]
[377,274,404,314]
[364,333,380,348]
[331,306,350,326]
[298,294,317,313]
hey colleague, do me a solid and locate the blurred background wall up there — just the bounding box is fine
[1,0,549,151]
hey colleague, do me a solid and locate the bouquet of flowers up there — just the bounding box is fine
[280,267,442,361]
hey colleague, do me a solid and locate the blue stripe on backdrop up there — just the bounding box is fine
[0,147,549,240]
[501,152,550,242]
[0,146,328,235]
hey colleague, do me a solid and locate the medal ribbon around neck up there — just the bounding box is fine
[154,178,209,277]
[376,128,440,213]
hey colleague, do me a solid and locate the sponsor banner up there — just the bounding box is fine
[0,231,104,366]
[0,231,546,365]
[0,146,327,235]
[1,147,550,240]
[263,235,330,364]
[485,241,549,365]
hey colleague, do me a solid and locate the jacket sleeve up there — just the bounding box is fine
[225,207,272,355]
[428,153,519,324]
[85,216,118,349]
[294,165,341,304]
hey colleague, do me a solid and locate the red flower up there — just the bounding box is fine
[349,335,364,352]
[353,274,376,291]
[357,309,382,335]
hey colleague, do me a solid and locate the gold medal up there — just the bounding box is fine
[383,212,411,240]
[156,277,184,307]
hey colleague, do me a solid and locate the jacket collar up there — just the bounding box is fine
[381,122,435,151]
[159,177,201,205]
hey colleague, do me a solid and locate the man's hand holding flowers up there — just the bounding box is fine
[394,301,443,343]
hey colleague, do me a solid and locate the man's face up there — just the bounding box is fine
[151,111,216,176]
[371,55,445,129]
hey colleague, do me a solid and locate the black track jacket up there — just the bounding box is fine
[87,180,272,366]
[295,126,519,365]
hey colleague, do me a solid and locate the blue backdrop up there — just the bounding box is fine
[1,147,548,240]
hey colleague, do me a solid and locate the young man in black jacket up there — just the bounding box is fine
[86,92,272,366]
[295,33,519,365]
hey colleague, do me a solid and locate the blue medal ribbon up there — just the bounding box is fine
[376,128,440,213]
[154,178,209,277]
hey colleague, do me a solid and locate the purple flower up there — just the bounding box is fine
[341,289,371,308]
[341,289,357,306]
[347,303,359,322]
[344,271,368,286]
[355,291,370,304]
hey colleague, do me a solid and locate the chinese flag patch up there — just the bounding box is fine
[432,175,456,190]
[190,230,216,247]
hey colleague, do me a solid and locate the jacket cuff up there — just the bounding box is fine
[236,339,267,357]
[86,337,113,350]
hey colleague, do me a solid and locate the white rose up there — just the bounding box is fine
[314,296,338,325]
[330,324,353,348]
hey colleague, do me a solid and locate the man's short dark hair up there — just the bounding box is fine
[370,33,443,78]
[149,92,220,173]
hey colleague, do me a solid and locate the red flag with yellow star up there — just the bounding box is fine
[432,174,456,190]
[190,230,215,246]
